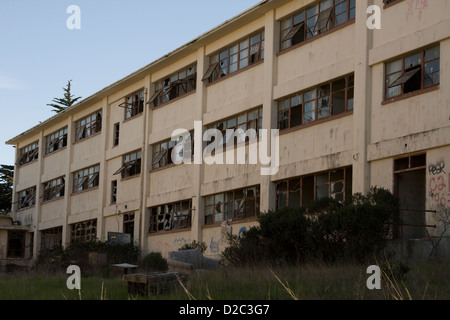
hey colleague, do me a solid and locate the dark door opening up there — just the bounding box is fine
[394,154,427,240]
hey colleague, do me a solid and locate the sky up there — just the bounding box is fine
[0,0,262,166]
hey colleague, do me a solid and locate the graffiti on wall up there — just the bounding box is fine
[209,237,220,254]
[407,0,428,18]
[428,161,450,209]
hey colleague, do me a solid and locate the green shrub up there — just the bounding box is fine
[140,252,168,272]
[179,240,207,253]
[222,187,399,266]
[33,241,139,274]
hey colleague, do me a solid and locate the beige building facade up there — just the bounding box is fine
[4,0,450,262]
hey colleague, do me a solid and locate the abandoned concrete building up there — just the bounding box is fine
[3,0,450,266]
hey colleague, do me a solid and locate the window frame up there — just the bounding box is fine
[120,90,145,120]
[72,164,100,193]
[45,127,68,155]
[16,142,39,166]
[18,186,36,210]
[149,64,197,107]
[206,107,263,149]
[384,44,440,103]
[204,186,260,225]
[42,176,65,202]
[276,167,353,210]
[149,200,192,234]
[113,150,142,179]
[277,74,354,131]
[202,30,265,84]
[71,219,97,243]
[152,134,194,170]
[280,0,355,52]
[113,123,120,147]
[75,110,102,142]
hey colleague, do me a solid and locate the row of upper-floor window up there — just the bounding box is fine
[17,39,441,171]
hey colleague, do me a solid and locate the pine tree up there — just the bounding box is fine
[0,165,14,213]
[47,80,82,113]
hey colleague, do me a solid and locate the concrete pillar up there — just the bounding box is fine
[260,9,278,213]
[352,0,373,195]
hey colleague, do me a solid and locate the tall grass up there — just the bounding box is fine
[0,261,449,300]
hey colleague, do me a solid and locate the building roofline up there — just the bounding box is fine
[6,0,273,146]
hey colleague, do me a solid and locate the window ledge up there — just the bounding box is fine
[152,90,196,110]
[42,197,64,205]
[18,159,38,168]
[71,186,99,196]
[202,216,258,229]
[44,146,67,158]
[73,131,102,145]
[123,112,144,124]
[206,60,264,87]
[120,174,141,182]
[383,0,405,9]
[277,19,355,57]
[279,110,353,136]
[382,85,439,105]
[148,228,192,236]
[17,205,36,212]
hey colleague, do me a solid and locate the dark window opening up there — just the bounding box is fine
[276,167,353,210]
[114,150,142,179]
[385,45,440,100]
[149,200,192,233]
[150,65,197,107]
[280,0,355,51]
[7,231,26,258]
[71,219,97,243]
[113,123,120,147]
[111,180,117,204]
[75,111,102,141]
[73,165,100,193]
[18,187,36,209]
[120,90,144,119]
[17,142,39,166]
[205,186,260,225]
[42,177,65,202]
[278,74,353,130]
[203,30,265,84]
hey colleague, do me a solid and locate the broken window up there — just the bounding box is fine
[383,0,402,6]
[278,74,354,130]
[121,90,144,119]
[204,186,260,225]
[114,150,142,179]
[42,177,65,202]
[71,219,97,243]
[123,213,135,241]
[149,65,197,107]
[41,226,63,252]
[207,107,263,148]
[17,142,39,166]
[45,127,68,154]
[203,30,265,83]
[73,164,100,193]
[113,123,120,147]
[111,180,117,204]
[18,186,36,209]
[75,110,102,142]
[276,167,352,210]
[152,134,194,170]
[149,200,192,233]
[385,45,440,100]
[280,0,355,51]
[7,231,26,258]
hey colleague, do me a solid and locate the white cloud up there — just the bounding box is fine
[0,73,25,91]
